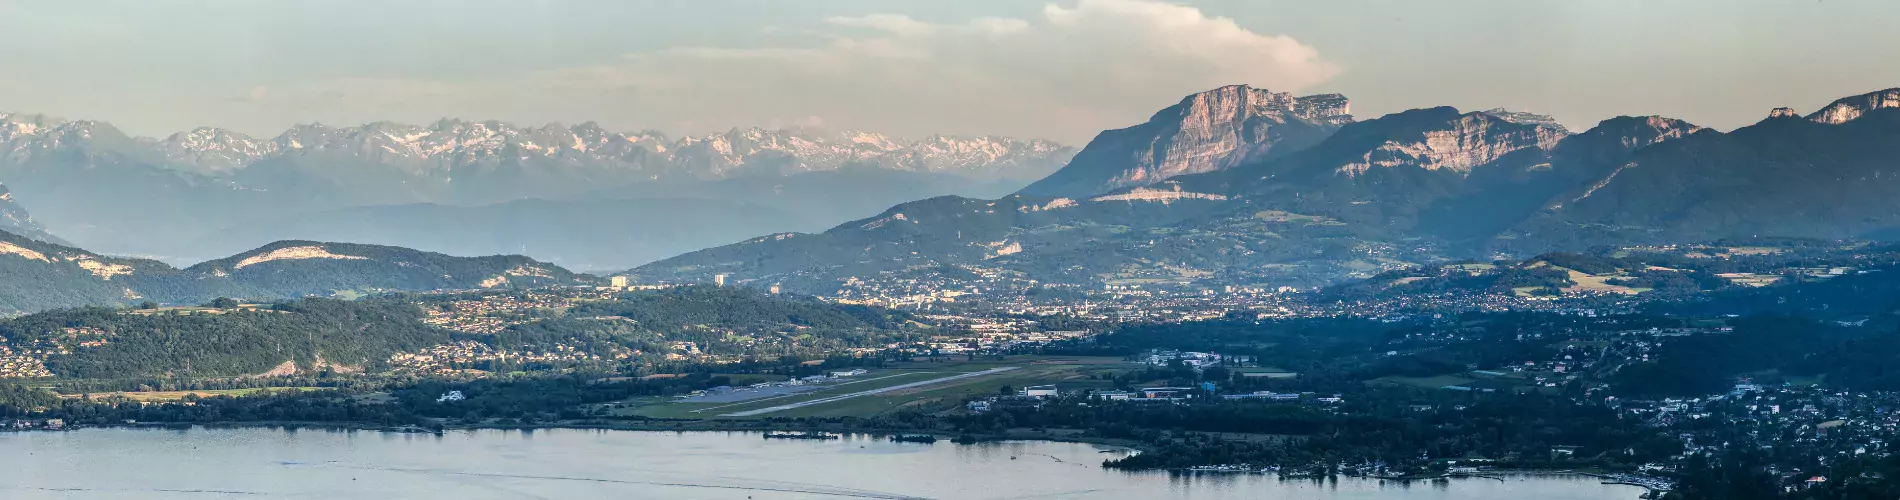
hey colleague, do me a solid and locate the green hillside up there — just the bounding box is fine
[0,233,596,314]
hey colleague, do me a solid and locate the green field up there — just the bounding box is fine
[1236,367,1298,379]
[1368,375,1475,389]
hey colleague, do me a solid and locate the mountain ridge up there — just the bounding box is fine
[634,85,1900,294]
[1018,84,1350,198]
[0,111,1073,263]
[0,182,62,244]
[2,112,1073,184]
[0,231,594,315]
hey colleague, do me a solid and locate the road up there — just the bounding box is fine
[720,366,1020,417]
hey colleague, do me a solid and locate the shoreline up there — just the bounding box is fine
[12,419,1151,452]
[1568,471,1674,497]
[14,419,1671,497]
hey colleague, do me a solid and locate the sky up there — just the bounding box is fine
[2,0,1897,144]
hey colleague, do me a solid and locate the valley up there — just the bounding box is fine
[8,3,1900,499]
[0,80,1896,500]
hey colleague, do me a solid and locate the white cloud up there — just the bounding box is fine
[265,0,1339,143]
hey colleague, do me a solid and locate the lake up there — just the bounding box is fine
[0,428,1642,499]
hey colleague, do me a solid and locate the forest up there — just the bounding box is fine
[0,299,449,379]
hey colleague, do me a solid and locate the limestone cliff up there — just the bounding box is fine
[1018,85,1350,198]
[1806,88,1900,124]
[1334,109,1569,177]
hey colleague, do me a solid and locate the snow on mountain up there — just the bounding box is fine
[667,127,1068,180]
[0,111,1071,182]
[0,112,138,164]
[153,127,277,172]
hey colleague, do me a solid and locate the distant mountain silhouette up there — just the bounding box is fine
[635,86,1900,292]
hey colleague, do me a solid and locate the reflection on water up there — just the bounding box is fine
[0,428,1642,499]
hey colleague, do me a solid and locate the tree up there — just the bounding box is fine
[1202,366,1232,385]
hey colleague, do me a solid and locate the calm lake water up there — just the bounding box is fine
[0,428,1641,499]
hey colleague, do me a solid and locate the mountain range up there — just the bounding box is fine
[1019,85,1352,198]
[633,85,1900,293]
[0,113,1073,269]
[0,228,592,315]
[9,84,1900,306]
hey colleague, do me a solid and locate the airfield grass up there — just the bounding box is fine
[1367,375,1475,389]
[612,369,985,419]
[772,364,1118,419]
[1235,367,1299,379]
[611,356,1129,420]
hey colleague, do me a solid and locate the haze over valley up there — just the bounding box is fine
[0,113,1072,270]
[7,2,1900,499]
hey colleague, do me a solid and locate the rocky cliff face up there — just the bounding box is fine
[1478,108,1567,129]
[0,183,59,243]
[1018,85,1351,198]
[1806,88,1900,124]
[1333,109,1569,177]
[1144,106,1580,238]
[634,85,1900,293]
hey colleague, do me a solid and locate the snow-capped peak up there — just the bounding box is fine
[0,111,1074,182]
[155,127,275,172]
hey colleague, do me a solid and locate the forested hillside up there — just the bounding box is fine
[0,234,595,314]
[0,299,449,379]
[0,286,923,381]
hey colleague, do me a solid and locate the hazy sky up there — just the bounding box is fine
[3,0,1896,144]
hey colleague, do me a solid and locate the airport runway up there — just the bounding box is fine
[721,366,1020,417]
